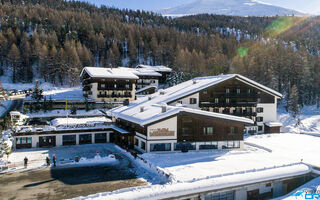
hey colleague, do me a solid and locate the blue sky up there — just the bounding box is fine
[84,0,320,14]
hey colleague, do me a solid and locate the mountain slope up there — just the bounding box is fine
[159,0,304,17]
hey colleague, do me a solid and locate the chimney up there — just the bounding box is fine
[140,106,144,113]
[159,89,165,95]
[161,103,167,113]
[193,80,197,84]
[148,96,152,101]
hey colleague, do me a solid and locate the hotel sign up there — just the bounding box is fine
[150,128,175,137]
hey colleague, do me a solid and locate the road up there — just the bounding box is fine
[0,164,147,200]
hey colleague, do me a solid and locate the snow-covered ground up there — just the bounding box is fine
[1,144,128,172]
[246,133,320,167]
[278,105,320,134]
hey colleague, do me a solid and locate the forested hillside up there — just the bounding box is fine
[0,0,319,107]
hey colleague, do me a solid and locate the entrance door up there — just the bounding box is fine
[39,136,56,147]
[247,189,259,200]
[109,132,115,143]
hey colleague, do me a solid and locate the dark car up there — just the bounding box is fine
[27,118,49,126]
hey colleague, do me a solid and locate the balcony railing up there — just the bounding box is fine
[97,94,132,98]
[98,86,133,90]
[200,102,257,107]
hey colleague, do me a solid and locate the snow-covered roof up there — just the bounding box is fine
[74,163,310,200]
[80,67,139,79]
[136,64,172,73]
[110,74,282,126]
[264,122,283,127]
[119,67,162,77]
[51,117,112,127]
[135,85,157,94]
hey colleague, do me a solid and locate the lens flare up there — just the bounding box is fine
[238,47,248,58]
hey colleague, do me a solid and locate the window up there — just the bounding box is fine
[190,98,197,104]
[204,191,234,200]
[134,138,139,146]
[199,142,218,150]
[226,98,230,104]
[226,88,230,94]
[182,128,192,136]
[237,89,241,94]
[258,126,263,131]
[257,98,261,103]
[203,90,208,94]
[177,100,183,104]
[213,108,220,113]
[150,143,171,151]
[101,84,105,88]
[174,142,196,151]
[257,117,263,122]
[248,89,252,94]
[203,127,214,135]
[141,141,146,150]
[125,84,130,89]
[214,98,219,104]
[229,127,238,134]
[114,84,117,88]
[257,107,264,113]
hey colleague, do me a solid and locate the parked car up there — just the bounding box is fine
[27,118,50,126]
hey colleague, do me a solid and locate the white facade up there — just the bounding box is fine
[14,131,113,149]
[169,93,200,109]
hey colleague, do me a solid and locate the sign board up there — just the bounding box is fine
[150,128,174,137]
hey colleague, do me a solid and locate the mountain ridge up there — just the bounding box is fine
[158,0,304,17]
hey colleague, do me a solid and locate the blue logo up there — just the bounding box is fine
[291,187,320,200]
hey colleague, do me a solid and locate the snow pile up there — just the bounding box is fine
[77,154,117,165]
[278,105,320,134]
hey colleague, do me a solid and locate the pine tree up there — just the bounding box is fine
[31,80,43,111]
[7,44,21,83]
[0,141,12,160]
[288,85,301,119]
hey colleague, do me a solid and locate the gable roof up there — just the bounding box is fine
[109,74,281,126]
[110,104,254,126]
[80,67,139,80]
